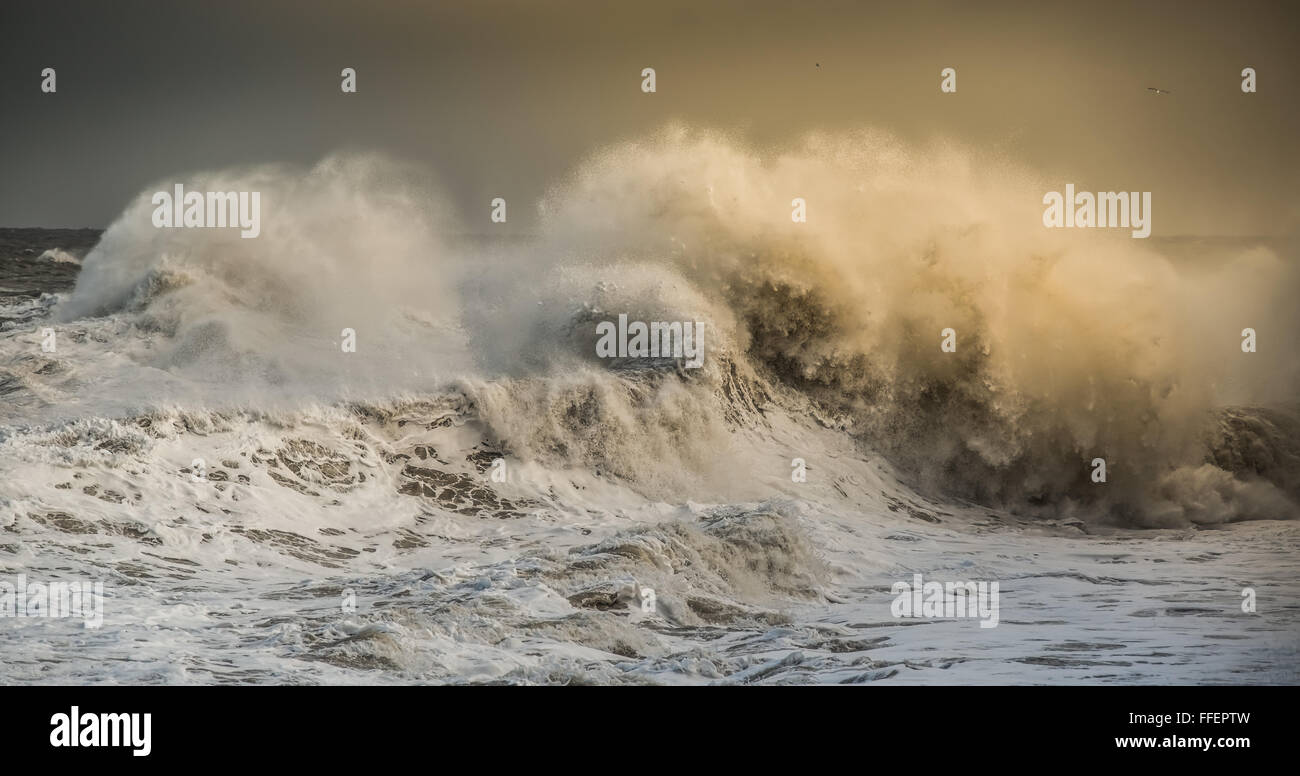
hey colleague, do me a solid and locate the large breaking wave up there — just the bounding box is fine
[12,128,1300,527]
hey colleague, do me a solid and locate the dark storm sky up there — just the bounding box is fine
[1,0,1297,234]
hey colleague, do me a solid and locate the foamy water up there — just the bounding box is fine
[1,133,1296,684]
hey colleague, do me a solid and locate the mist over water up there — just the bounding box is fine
[33,128,1300,526]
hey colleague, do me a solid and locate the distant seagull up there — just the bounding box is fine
[1147,87,1172,95]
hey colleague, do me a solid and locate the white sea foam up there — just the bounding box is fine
[38,249,82,265]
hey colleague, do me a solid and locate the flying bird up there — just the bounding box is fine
[1147,87,1172,95]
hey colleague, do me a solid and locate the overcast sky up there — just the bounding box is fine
[2,0,1297,235]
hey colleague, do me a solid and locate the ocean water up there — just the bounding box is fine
[1,137,1297,685]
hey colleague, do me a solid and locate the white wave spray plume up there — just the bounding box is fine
[44,130,1300,526]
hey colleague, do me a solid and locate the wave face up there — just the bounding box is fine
[1,131,1298,684]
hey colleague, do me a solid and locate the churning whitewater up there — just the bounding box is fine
[1,130,1297,684]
